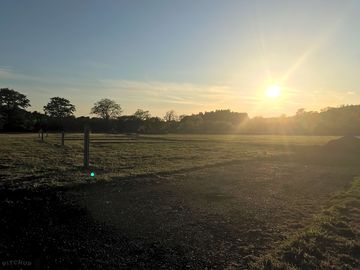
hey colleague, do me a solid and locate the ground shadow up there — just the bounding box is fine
[0,188,191,270]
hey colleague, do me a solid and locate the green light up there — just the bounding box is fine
[90,172,95,177]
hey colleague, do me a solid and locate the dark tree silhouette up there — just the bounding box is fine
[163,110,178,122]
[91,98,122,120]
[138,117,165,133]
[0,88,31,130]
[2,87,360,135]
[43,97,76,118]
[0,88,30,110]
[133,109,151,120]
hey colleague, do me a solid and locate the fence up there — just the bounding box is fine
[37,127,92,170]
[37,127,143,170]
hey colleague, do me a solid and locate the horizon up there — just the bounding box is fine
[1,0,360,117]
[5,87,360,119]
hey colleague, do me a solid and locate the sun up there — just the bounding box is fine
[266,85,281,97]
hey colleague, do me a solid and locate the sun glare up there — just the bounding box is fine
[266,85,281,98]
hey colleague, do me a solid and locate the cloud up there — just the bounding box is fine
[0,69,250,114]
[0,67,49,83]
[5,69,307,117]
[0,68,236,102]
[96,79,237,105]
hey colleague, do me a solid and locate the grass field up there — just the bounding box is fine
[0,133,359,269]
[0,133,338,188]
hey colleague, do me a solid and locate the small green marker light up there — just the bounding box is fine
[90,172,95,177]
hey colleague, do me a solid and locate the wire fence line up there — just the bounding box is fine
[36,128,169,170]
[36,129,253,172]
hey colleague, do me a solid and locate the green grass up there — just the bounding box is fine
[144,134,339,145]
[0,133,339,188]
[250,177,360,270]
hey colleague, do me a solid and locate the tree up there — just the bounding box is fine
[91,98,122,120]
[0,88,31,131]
[179,115,204,133]
[163,110,178,122]
[0,88,30,110]
[138,117,165,134]
[133,109,151,120]
[43,97,76,118]
[0,111,6,130]
[296,108,306,116]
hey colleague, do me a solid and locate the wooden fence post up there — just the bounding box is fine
[61,131,65,146]
[84,126,90,169]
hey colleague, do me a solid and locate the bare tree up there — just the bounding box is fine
[91,98,122,120]
[163,110,178,122]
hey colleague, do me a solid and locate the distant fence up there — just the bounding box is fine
[37,127,142,170]
[37,127,93,170]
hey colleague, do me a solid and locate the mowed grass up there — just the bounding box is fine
[0,133,338,188]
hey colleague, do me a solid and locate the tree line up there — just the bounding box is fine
[1,87,359,135]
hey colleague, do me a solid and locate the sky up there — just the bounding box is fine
[1,0,360,117]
